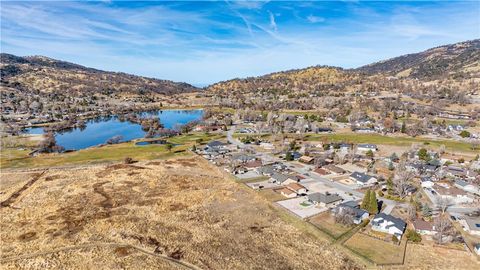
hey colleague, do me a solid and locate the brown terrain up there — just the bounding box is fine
[0,156,358,269]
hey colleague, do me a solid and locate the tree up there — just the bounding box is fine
[422,204,432,218]
[165,143,173,152]
[369,191,378,214]
[106,135,123,144]
[365,150,374,159]
[361,190,371,211]
[405,229,422,243]
[417,148,430,161]
[459,130,471,138]
[407,204,417,221]
[435,196,453,214]
[191,144,197,151]
[285,151,294,161]
[334,207,355,226]
[434,216,452,244]
[124,157,134,164]
[393,161,414,198]
[401,121,407,133]
[38,132,64,153]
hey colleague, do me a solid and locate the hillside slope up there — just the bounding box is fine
[356,39,480,79]
[0,53,199,95]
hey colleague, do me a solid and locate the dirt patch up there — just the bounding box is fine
[95,164,146,178]
[17,232,37,242]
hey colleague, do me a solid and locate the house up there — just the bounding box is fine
[371,213,406,239]
[455,180,480,195]
[277,187,297,198]
[270,173,289,185]
[432,184,474,204]
[244,159,263,170]
[270,173,300,185]
[413,219,437,235]
[350,172,377,186]
[464,217,480,236]
[257,165,275,176]
[314,167,330,175]
[308,192,344,208]
[357,144,378,152]
[317,127,333,133]
[206,140,228,149]
[286,182,308,195]
[299,155,314,164]
[445,166,468,178]
[333,201,369,224]
[324,165,346,175]
[231,153,256,163]
[420,177,435,188]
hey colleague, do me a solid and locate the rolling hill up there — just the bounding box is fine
[0,53,199,95]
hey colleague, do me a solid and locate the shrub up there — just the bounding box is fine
[124,157,134,164]
[392,235,399,243]
[406,229,422,243]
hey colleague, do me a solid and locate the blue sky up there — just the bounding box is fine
[1,1,479,85]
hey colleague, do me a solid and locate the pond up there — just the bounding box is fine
[26,109,203,150]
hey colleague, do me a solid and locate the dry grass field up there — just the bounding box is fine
[0,156,358,269]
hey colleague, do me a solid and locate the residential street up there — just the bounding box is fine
[226,127,399,214]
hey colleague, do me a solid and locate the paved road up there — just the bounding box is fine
[226,127,399,214]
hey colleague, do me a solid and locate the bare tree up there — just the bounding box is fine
[334,207,355,226]
[407,204,417,221]
[434,216,453,244]
[392,161,414,198]
[434,196,453,214]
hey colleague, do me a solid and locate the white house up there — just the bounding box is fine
[432,184,474,204]
[420,177,435,188]
[350,172,377,186]
[455,180,480,195]
[413,219,437,235]
[371,213,406,240]
[357,144,378,152]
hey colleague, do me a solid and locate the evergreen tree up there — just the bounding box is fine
[361,190,371,210]
[401,121,406,133]
[422,204,432,217]
[369,191,378,214]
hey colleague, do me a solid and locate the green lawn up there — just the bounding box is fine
[0,133,224,169]
[302,133,476,153]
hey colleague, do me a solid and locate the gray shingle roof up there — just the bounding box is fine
[374,213,406,231]
[350,172,374,183]
[308,192,343,204]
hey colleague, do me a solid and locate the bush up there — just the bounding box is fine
[378,191,384,197]
[360,218,370,227]
[124,157,134,164]
[406,229,422,243]
[459,130,471,138]
[392,235,399,243]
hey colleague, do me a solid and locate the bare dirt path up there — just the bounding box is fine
[0,170,47,208]
[0,242,203,270]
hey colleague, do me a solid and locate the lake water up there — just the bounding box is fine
[26,109,203,150]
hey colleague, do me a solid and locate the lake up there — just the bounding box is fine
[26,109,203,150]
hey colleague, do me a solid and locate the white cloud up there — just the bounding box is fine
[307,15,325,23]
[268,10,277,31]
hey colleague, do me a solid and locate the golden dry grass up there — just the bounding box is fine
[0,156,359,269]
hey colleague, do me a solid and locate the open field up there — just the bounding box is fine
[0,156,358,269]
[308,212,354,239]
[344,233,405,265]
[303,133,477,153]
[0,133,224,169]
[402,243,480,269]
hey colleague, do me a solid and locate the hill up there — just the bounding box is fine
[356,39,480,79]
[206,40,479,111]
[0,53,199,95]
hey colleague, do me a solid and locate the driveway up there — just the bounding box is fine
[277,197,327,219]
